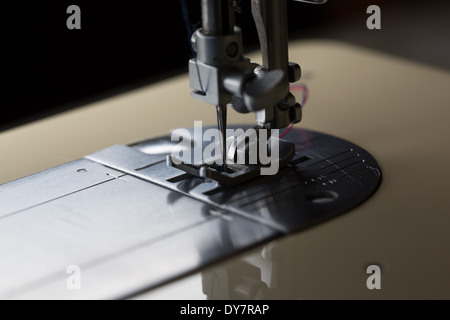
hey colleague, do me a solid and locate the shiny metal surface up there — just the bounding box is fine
[0,160,124,218]
[0,125,380,299]
[107,126,381,233]
[0,162,277,299]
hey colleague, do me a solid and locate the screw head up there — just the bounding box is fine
[226,42,238,58]
[288,62,301,83]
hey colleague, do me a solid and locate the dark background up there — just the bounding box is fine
[2,0,449,131]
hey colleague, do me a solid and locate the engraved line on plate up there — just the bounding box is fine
[238,182,303,208]
[306,149,353,167]
[0,176,125,220]
[309,150,364,188]
[134,159,166,171]
[326,160,364,175]
[4,215,218,299]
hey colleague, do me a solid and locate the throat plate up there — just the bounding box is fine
[0,126,381,299]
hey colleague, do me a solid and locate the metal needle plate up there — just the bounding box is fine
[0,126,381,299]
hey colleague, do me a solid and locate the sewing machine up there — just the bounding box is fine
[1,1,449,300]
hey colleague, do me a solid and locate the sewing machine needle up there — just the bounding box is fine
[216,105,227,172]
